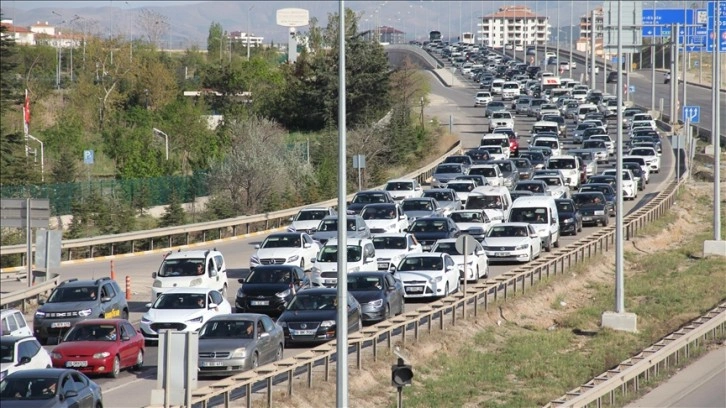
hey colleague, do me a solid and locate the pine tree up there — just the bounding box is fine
[159,191,186,227]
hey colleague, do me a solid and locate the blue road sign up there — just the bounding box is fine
[683,106,700,124]
[706,1,726,52]
[83,150,94,165]
[628,85,636,94]
[642,8,709,41]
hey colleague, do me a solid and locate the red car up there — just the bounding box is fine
[50,318,145,378]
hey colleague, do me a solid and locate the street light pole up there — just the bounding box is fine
[247,5,254,61]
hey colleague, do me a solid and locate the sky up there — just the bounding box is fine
[10,1,207,10]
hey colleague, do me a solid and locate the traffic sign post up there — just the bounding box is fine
[683,105,700,123]
[0,198,50,287]
[706,1,726,52]
[455,234,478,318]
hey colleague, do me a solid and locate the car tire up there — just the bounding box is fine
[121,309,129,320]
[110,356,121,378]
[528,248,533,262]
[545,236,552,252]
[398,297,405,315]
[275,344,283,362]
[444,282,450,297]
[384,304,391,320]
[554,237,560,248]
[357,316,363,331]
[603,217,609,226]
[251,352,259,369]
[220,284,227,298]
[300,259,305,271]
[133,350,144,371]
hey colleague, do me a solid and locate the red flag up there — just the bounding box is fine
[23,89,30,134]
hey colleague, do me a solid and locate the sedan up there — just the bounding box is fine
[235,265,309,315]
[311,215,370,245]
[555,199,583,236]
[50,319,145,378]
[572,192,610,226]
[430,238,489,281]
[628,147,661,173]
[422,188,461,216]
[0,368,103,407]
[484,101,507,118]
[197,314,284,376]
[348,271,405,322]
[0,337,52,381]
[346,190,396,215]
[371,233,423,272]
[448,210,494,241]
[360,203,409,234]
[511,158,533,180]
[393,253,460,298]
[249,232,320,271]
[579,184,616,216]
[481,223,543,263]
[400,197,444,221]
[277,288,361,346]
[474,91,493,107]
[431,164,467,188]
[406,217,461,251]
[287,207,336,234]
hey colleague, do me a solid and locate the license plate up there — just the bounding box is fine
[250,300,269,306]
[66,361,87,368]
[51,322,71,328]
[202,361,224,367]
[324,279,337,284]
[495,252,509,257]
[406,286,424,293]
[377,262,388,269]
[583,216,593,221]
[291,329,316,336]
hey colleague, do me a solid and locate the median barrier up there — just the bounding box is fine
[0,272,60,311]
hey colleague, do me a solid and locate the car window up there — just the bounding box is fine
[13,312,27,329]
[4,314,19,332]
[214,255,225,270]
[385,274,396,288]
[210,290,223,305]
[61,374,77,394]
[257,321,265,336]
[123,322,136,338]
[17,340,36,359]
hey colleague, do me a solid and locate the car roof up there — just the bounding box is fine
[361,203,397,208]
[72,318,125,326]
[293,287,339,295]
[4,368,73,379]
[0,335,37,344]
[491,222,531,228]
[323,238,371,245]
[164,249,218,260]
[403,252,445,258]
[58,277,114,288]
[371,232,410,238]
[386,178,416,183]
[158,287,214,295]
[348,271,392,278]
[207,313,264,322]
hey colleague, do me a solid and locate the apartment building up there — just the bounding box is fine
[577,6,605,56]
[477,5,550,48]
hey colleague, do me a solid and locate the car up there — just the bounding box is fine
[152,248,229,302]
[474,91,493,107]
[488,159,520,189]
[393,253,460,298]
[197,314,284,376]
[139,288,232,343]
[468,164,504,187]
[511,158,533,180]
[0,337,52,381]
[346,190,396,215]
[484,101,507,118]
[422,188,462,215]
[276,288,362,346]
[622,156,652,184]
[455,174,488,187]
[606,71,627,83]
[532,174,570,199]
[310,238,377,287]
[1,310,33,338]
[578,184,616,216]
[602,169,638,200]
[347,271,405,322]
[588,135,615,156]
[582,140,609,164]
[287,207,337,234]
[448,209,495,241]
[623,162,647,191]
[622,107,646,129]
[531,137,561,157]
[488,111,515,132]
[541,115,567,137]
[0,368,103,407]
[50,318,144,378]
[555,199,583,236]
[443,155,474,172]
[564,101,581,119]
[384,179,423,201]
[33,278,129,345]
[572,122,599,144]
[516,96,533,114]
[235,265,309,314]
[546,155,581,189]
[311,214,370,245]
[464,147,491,163]
[371,233,423,271]
[477,145,507,161]
[572,192,610,226]
[527,98,547,117]
[586,175,618,190]
[481,222,542,263]
[510,190,535,201]
[405,216,461,251]
[513,180,549,196]
[400,197,444,221]
[249,232,320,271]
[519,150,546,170]
[431,163,468,188]
[360,203,409,233]
[627,147,661,173]
[569,149,599,179]
[537,104,560,121]
[445,180,477,205]
[430,238,489,281]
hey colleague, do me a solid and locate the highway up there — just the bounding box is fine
[1,49,679,407]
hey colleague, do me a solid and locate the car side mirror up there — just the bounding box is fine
[145,303,153,309]
[238,278,245,283]
[402,228,409,233]
[38,299,45,305]
[530,234,539,239]
[210,269,218,277]
[254,244,261,250]
[101,296,112,303]
[259,332,270,339]
[311,257,317,263]
[121,335,130,342]
[17,356,31,366]
[151,272,157,279]
[64,390,79,399]
[446,265,455,271]
[304,242,311,248]
[208,303,218,309]
[551,218,557,225]
[288,216,294,222]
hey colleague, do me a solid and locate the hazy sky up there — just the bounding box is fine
[10,1,207,10]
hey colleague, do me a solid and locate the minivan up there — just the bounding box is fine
[577,104,599,122]
[490,79,505,95]
[1,309,33,337]
[464,186,512,223]
[508,196,560,252]
[151,249,229,303]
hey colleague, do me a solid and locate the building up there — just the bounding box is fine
[228,31,263,47]
[360,26,405,44]
[477,5,550,48]
[577,7,605,56]
[1,20,36,45]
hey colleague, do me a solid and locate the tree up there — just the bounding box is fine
[135,9,170,49]
[159,191,186,227]
[207,22,224,61]
[51,148,79,183]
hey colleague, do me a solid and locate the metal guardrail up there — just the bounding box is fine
[166,177,684,408]
[0,273,60,311]
[545,302,726,408]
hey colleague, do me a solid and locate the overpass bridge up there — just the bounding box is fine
[384,44,442,70]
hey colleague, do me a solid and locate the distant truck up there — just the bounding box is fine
[460,32,475,45]
[541,76,561,94]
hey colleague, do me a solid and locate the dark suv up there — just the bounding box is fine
[33,277,128,344]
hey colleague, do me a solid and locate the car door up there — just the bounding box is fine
[346,294,360,332]
[207,257,222,291]
[260,316,280,363]
[214,254,228,285]
[253,319,272,363]
[18,339,45,370]
[70,372,95,408]
[384,274,404,315]
[118,322,137,367]
[528,225,542,256]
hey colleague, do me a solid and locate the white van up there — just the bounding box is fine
[501,81,521,100]
[1,309,33,337]
[490,79,505,95]
[464,186,513,223]
[480,134,511,158]
[546,155,581,189]
[508,196,560,252]
[151,249,229,302]
[577,104,599,122]
[311,238,377,287]
[531,121,560,137]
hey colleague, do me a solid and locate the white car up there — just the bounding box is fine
[430,238,489,282]
[445,180,477,205]
[628,147,661,173]
[588,135,615,156]
[250,232,320,271]
[311,238,377,287]
[533,175,570,199]
[448,209,495,241]
[488,111,515,132]
[140,288,232,342]
[393,253,460,299]
[0,336,53,380]
[474,91,493,107]
[371,233,423,271]
[360,203,409,233]
[602,169,638,200]
[384,178,423,201]
[287,207,336,234]
[469,164,504,186]
[481,222,542,263]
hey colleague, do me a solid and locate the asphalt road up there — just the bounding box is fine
[4,57,676,407]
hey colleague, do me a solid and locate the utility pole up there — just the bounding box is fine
[590,9,596,89]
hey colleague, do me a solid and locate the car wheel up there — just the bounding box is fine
[603,217,609,226]
[475,265,480,280]
[528,248,533,262]
[554,237,560,248]
[121,309,129,320]
[545,236,552,252]
[444,282,450,297]
[220,284,227,298]
[133,350,144,371]
[251,352,259,369]
[110,356,121,378]
[300,259,305,271]
[275,344,283,362]
[357,316,363,331]
[384,303,391,320]
[398,297,405,315]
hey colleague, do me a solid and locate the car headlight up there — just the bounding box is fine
[50,352,62,359]
[250,256,260,264]
[286,226,296,232]
[563,218,574,224]
[431,177,438,182]
[152,280,162,288]
[287,255,300,263]
[232,348,247,358]
[190,278,203,286]
[320,320,336,328]
[93,352,111,359]
[430,276,443,283]
[276,288,291,298]
[594,210,605,215]
[368,299,383,308]
[237,289,246,297]
[141,316,151,323]
[515,244,529,250]
[312,268,321,277]
[35,310,46,319]
[0,369,8,381]
[78,309,93,317]
[187,316,204,324]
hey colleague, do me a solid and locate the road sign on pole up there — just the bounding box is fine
[683,105,701,123]
[628,85,636,94]
[0,198,50,287]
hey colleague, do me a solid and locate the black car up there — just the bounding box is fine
[406,217,460,251]
[519,150,546,170]
[348,271,405,322]
[277,288,361,346]
[512,158,534,180]
[555,198,583,236]
[586,175,617,189]
[0,368,103,408]
[623,162,647,190]
[443,155,474,171]
[465,148,491,163]
[572,192,610,226]
[347,190,396,215]
[510,190,535,201]
[578,184,616,216]
[235,265,309,315]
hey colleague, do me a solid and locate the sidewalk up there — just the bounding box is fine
[432,68,472,88]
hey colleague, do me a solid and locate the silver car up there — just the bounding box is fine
[197,314,284,376]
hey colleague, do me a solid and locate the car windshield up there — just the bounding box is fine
[469,167,497,177]
[480,139,507,147]
[261,235,301,248]
[409,219,449,232]
[246,268,292,284]
[385,182,414,192]
[576,123,595,130]
[435,164,462,174]
[423,191,455,202]
[487,225,529,237]
[450,211,486,223]
[548,159,575,169]
[447,183,474,193]
[488,102,504,108]
[317,245,363,263]
[513,159,531,169]
[515,183,544,193]
[557,202,574,212]
[402,200,434,212]
[318,219,357,232]
[0,342,14,362]
[492,112,510,119]
[361,206,396,220]
[348,276,384,291]
[152,293,207,310]
[63,323,118,342]
[520,152,545,162]
[159,258,205,277]
[537,177,562,186]
[352,193,387,204]
[445,156,470,165]
[397,256,443,271]
[495,162,513,173]
[575,152,594,161]
[466,195,502,209]
[573,194,604,206]
[630,148,654,156]
[509,208,549,224]
[584,141,605,149]
[295,210,328,221]
[534,140,558,149]
[0,376,58,400]
[287,293,337,311]
[432,241,466,256]
[581,186,612,195]
[47,286,98,303]
[199,320,254,339]
[372,236,408,250]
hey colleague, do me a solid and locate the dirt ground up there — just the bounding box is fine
[264,182,718,408]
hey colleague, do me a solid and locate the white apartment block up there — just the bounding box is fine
[478,6,550,48]
[577,7,605,56]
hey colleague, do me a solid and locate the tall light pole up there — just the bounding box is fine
[52,11,63,89]
[712,0,721,242]
[247,5,254,61]
[570,0,574,79]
